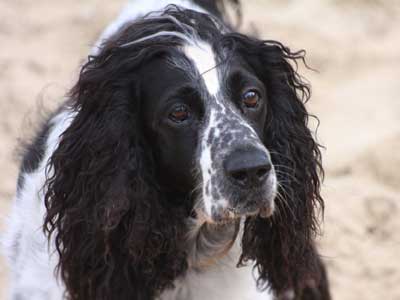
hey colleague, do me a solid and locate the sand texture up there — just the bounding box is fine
[1,1,399,299]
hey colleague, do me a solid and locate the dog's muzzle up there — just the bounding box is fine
[206,146,276,223]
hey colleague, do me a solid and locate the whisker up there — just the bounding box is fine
[272,164,295,171]
[274,170,301,184]
[268,150,296,163]
[275,182,296,220]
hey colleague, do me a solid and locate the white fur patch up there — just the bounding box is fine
[2,109,75,299]
[120,30,196,48]
[184,41,223,217]
[184,42,220,96]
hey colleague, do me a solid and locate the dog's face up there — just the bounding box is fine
[140,40,277,223]
[45,9,324,297]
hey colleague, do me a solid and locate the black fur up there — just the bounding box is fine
[41,5,330,300]
[221,34,328,297]
[17,119,53,193]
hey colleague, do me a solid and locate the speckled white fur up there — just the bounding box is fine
[184,39,274,219]
[184,41,227,216]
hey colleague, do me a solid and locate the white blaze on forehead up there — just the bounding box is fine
[184,42,220,96]
[183,41,223,217]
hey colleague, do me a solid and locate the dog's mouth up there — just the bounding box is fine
[223,200,275,222]
[195,199,275,224]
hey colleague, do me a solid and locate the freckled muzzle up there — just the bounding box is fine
[198,100,277,223]
[209,145,277,222]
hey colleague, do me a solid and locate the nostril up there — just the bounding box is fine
[231,170,247,182]
[256,163,272,179]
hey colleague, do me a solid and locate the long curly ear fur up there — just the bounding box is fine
[43,26,189,300]
[227,36,325,296]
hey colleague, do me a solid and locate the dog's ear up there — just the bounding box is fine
[43,33,188,300]
[228,36,325,296]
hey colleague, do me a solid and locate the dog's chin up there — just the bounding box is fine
[233,199,275,220]
[196,200,275,225]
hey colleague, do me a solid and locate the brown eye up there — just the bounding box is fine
[169,104,190,123]
[242,90,260,108]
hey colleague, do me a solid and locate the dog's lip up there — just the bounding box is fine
[258,205,274,218]
[194,208,236,225]
[196,201,274,224]
[232,198,275,219]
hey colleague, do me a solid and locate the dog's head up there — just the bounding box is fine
[137,27,277,223]
[44,7,323,299]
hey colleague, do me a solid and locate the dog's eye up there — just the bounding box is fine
[168,104,190,123]
[242,90,260,108]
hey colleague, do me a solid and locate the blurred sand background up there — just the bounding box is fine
[1,0,399,299]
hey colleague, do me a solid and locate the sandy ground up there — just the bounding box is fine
[1,0,399,299]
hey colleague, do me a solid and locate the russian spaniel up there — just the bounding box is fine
[3,0,330,299]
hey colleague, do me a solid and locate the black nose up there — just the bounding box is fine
[224,148,272,188]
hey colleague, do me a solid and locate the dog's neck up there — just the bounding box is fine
[185,217,241,269]
[164,191,241,269]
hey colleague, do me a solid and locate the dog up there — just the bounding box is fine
[3,0,330,299]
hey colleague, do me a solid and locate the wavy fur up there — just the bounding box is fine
[4,3,330,300]
[228,35,326,296]
[43,40,193,300]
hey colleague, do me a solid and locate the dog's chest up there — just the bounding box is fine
[159,245,273,300]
